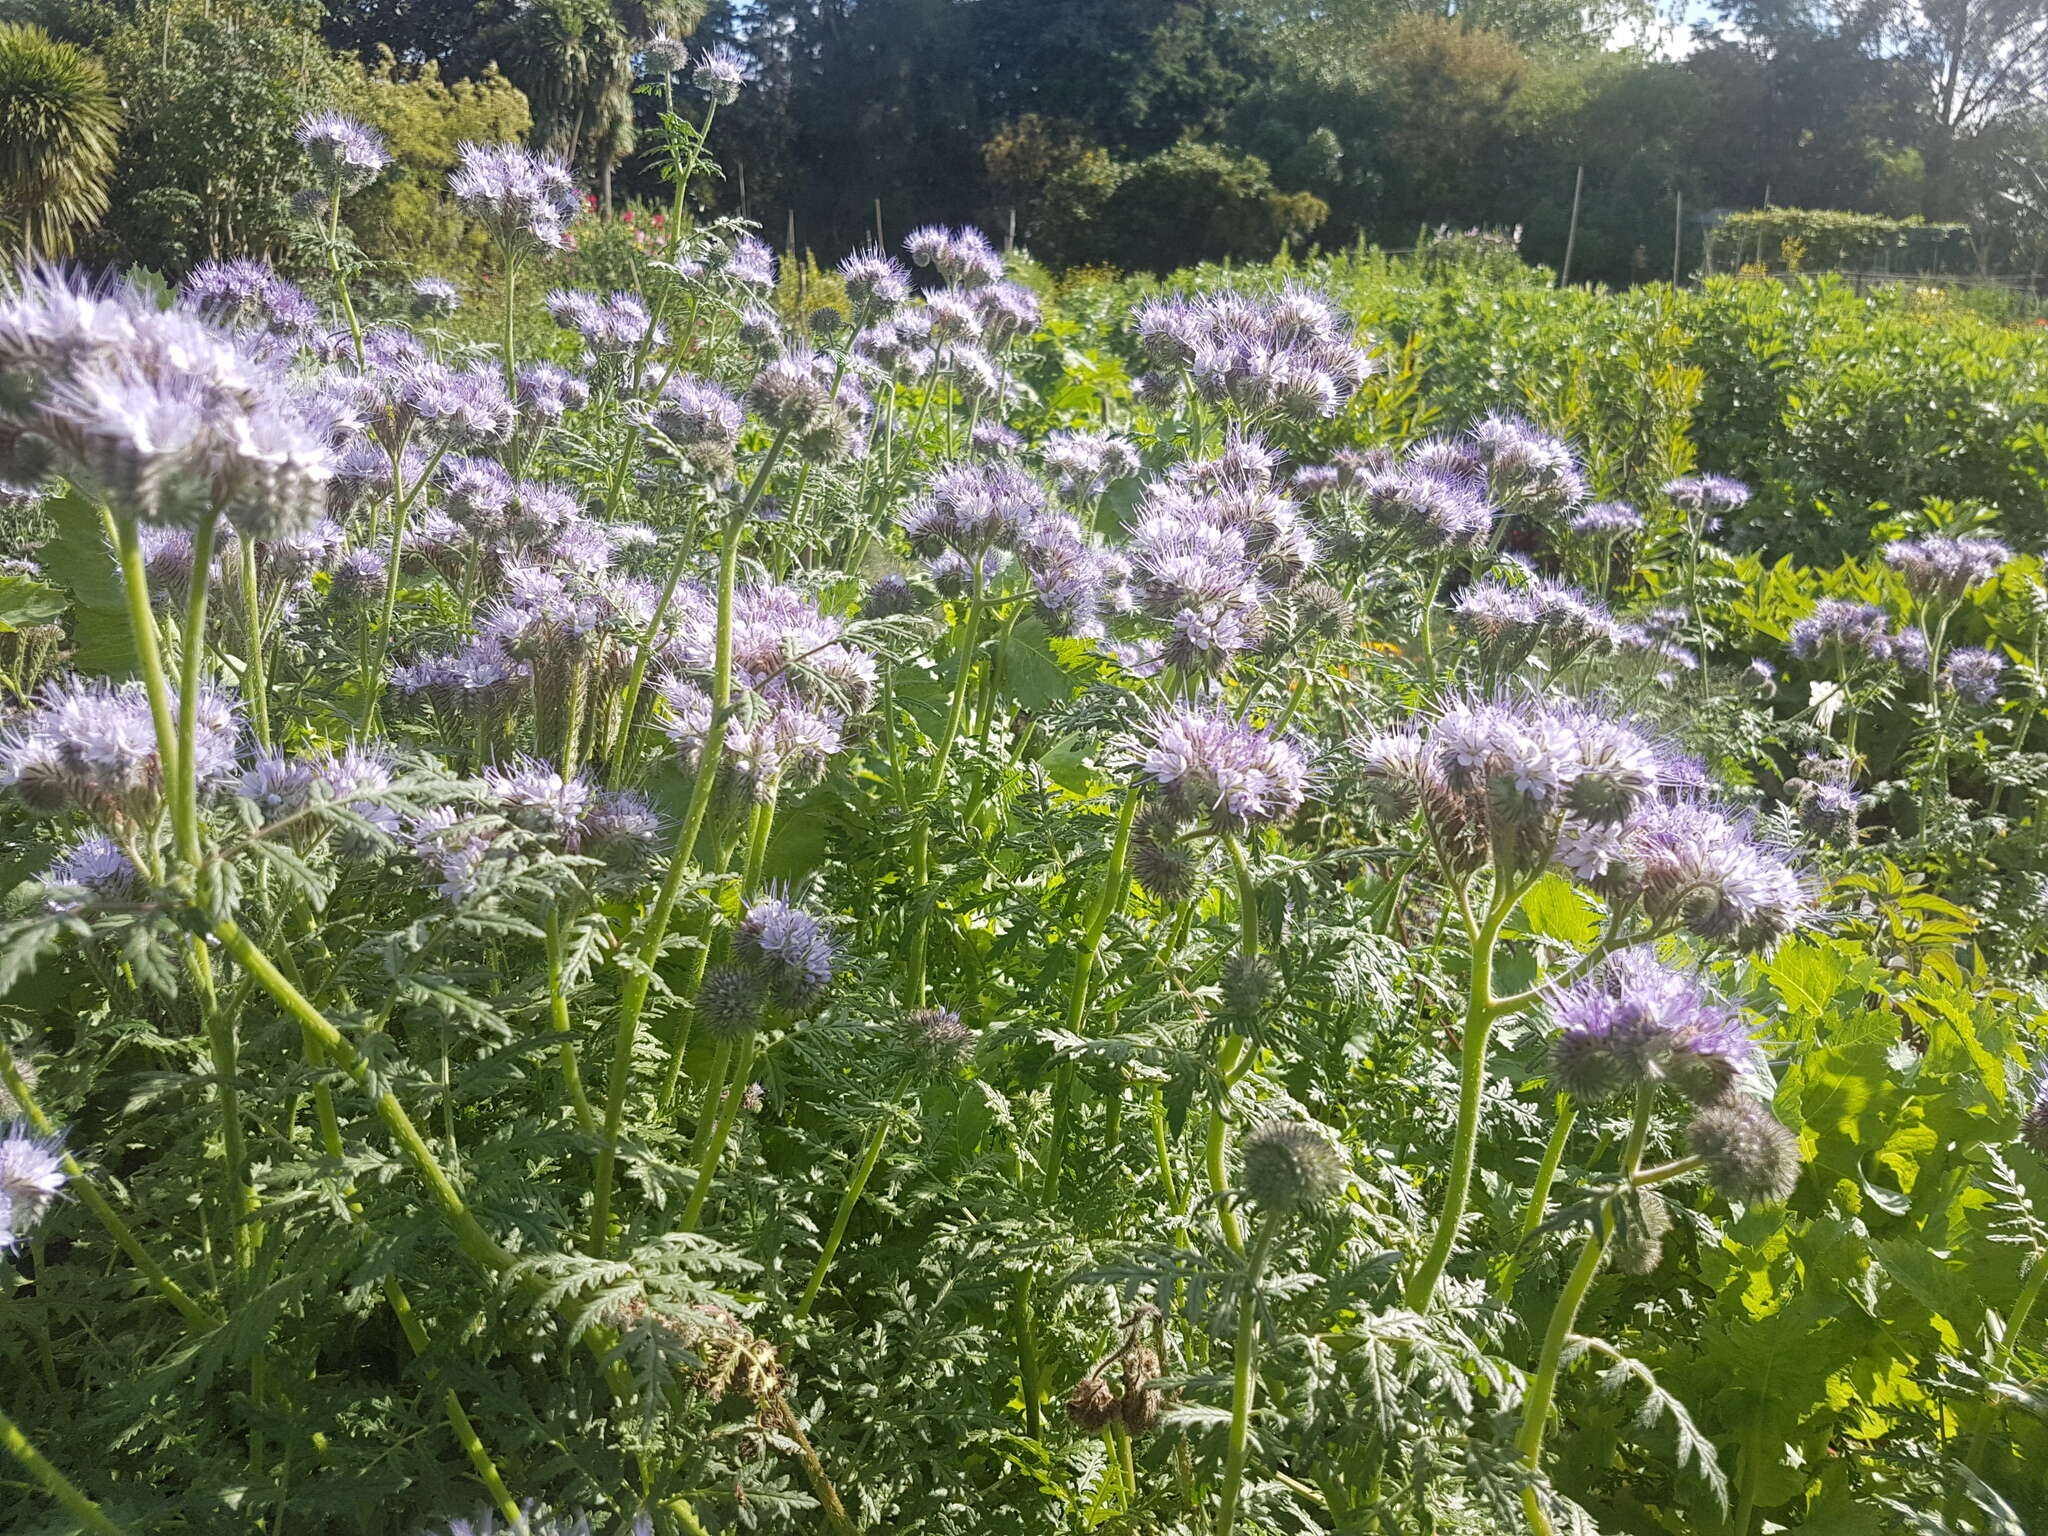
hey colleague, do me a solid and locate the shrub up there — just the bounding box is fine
[0,22,120,258]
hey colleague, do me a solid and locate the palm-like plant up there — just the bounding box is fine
[0,23,121,258]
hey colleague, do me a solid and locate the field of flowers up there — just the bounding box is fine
[2,65,2048,1536]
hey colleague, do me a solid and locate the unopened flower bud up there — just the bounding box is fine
[1687,1101,1800,1204]
[1240,1118,1345,1215]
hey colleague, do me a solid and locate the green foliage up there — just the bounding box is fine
[1708,207,1975,274]
[0,21,120,258]
[1036,140,1328,274]
[94,0,352,274]
[344,49,532,277]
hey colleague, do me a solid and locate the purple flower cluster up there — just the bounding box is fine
[449,141,581,254]
[0,267,337,538]
[903,226,1005,289]
[0,1120,67,1250]
[1568,501,1643,541]
[1041,430,1140,503]
[1359,442,1494,554]
[1941,645,2006,704]
[1139,707,1309,834]
[837,249,913,313]
[1358,695,1806,950]
[0,676,237,825]
[1664,474,1751,524]
[1119,436,1327,671]
[637,375,741,474]
[548,288,660,357]
[1469,413,1586,518]
[734,894,835,1009]
[1882,534,2012,605]
[1452,574,1616,655]
[182,260,319,340]
[746,350,871,464]
[1551,950,1756,1105]
[296,111,390,194]
[1787,599,1917,668]
[1130,287,1379,421]
[693,43,748,105]
[409,277,461,318]
[43,830,137,909]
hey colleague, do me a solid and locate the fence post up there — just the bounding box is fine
[1672,191,1683,287]
[1559,165,1584,287]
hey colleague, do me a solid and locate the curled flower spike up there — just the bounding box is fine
[296,110,390,193]
[734,894,835,1010]
[1139,707,1308,834]
[693,42,748,104]
[449,141,581,253]
[42,830,137,910]
[0,1119,68,1249]
[1941,645,2006,704]
[1550,950,1756,1106]
[1882,534,2011,604]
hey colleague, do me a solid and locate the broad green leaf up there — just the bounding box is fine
[1769,939,1848,1016]
[0,573,68,628]
[37,488,136,676]
[1516,871,1600,947]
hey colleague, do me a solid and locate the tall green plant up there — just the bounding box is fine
[0,22,119,258]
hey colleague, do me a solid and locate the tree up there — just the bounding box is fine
[0,22,120,258]
[95,0,352,274]
[1882,0,2048,215]
[484,0,701,212]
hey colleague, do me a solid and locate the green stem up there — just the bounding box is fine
[1217,1210,1281,1536]
[589,455,779,1254]
[1404,899,1511,1312]
[795,1089,902,1318]
[1038,789,1141,1203]
[239,535,270,751]
[106,513,179,854]
[0,1402,131,1536]
[1516,1089,1655,1535]
[545,907,597,1135]
[210,916,516,1279]
[0,1045,218,1333]
[680,1032,756,1231]
[905,573,988,1005]
[500,252,520,395]
[1014,1268,1044,1440]
[1503,1097,1577,1301]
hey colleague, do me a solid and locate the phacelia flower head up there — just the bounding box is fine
[182,259,318,339]
[1687,1100,1800,1204]
[1941,645,2006,704]
[409,276,461,318]
[0,1120,67,1249]
[1569,501,1643,541]
[1240,1119,1346,1214]
[838,248,912,312]
[693,42,748,104]
[481,757,595,846]
[1139,707,1308,834]
[449,141,581,254]
[640,32,689,74]
[897,1006,976,1077]
[1551,950,1755,1105]
[43,830,137,910]
[1883,534,2012,605]
[734,893,835,1010]
[1469,412,1584,517]
[1623,799,1811,953]
[1664,474,1751,520]
[296,110,391,193]
[1787,599,1897,666]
